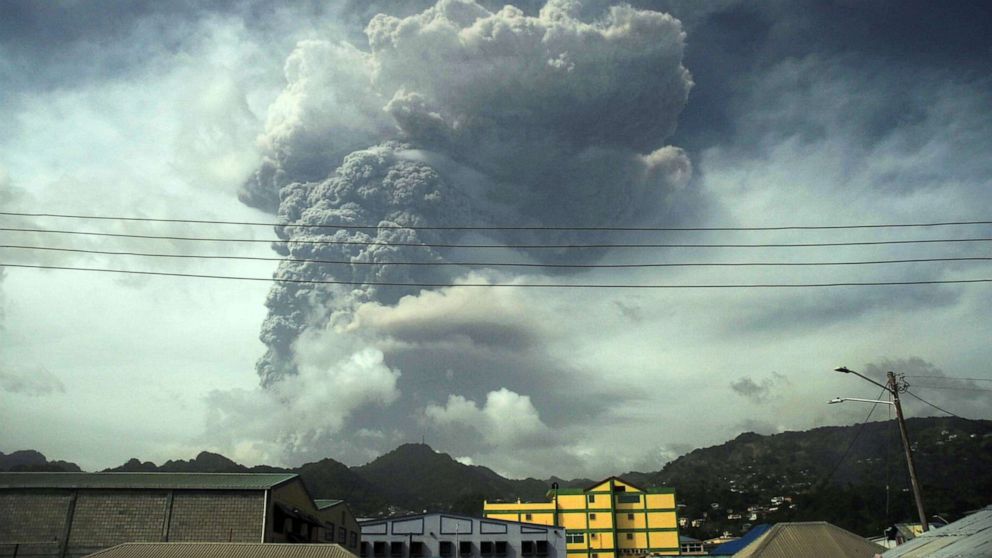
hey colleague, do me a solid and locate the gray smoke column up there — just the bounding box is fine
[247,0,694,386]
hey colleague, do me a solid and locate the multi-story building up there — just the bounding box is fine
[482,477,679,558]
[359,513,565,558]
[0,472,361,558]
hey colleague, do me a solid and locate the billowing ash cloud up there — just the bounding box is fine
[248,0,694,389]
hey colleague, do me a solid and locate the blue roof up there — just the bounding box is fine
[710,524,772,556]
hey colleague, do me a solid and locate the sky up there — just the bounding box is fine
[1,0,991,479]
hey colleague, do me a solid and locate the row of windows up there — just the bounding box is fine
[525,511,644,523]
[272,508,356,546]
[361,540,549,558]
[565,533,655,544]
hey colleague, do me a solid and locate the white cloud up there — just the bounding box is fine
[425,388,552,448]
[203,341,401,466]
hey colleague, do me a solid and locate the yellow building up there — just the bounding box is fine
[483,477,679,558]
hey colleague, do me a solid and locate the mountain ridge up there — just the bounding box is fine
[6,416,989,535]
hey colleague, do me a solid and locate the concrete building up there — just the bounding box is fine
[359,513,565,558]
[0,472,361,558]
[482,477,680,558]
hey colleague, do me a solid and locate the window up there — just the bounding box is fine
[390,542,404,557]
[626,533,634,540]
[351,532,359,548]
[589,513,597,520]
[522,541,535,556]
[341,527,348,543]
[627,513,634,520]
[525,514,533,521]
[374,542,387,557]
[411,542,425,557]
[440,542,454,557]
[481,541,494,556]
[591,554,598,558]
[360,543,369,557]
[460,541,473,556]
[536,541,548,556]
[588,495,595,503]
[614,486,626,492]
[618,494,641,504]
[495,541,507,556]
[565,533,584,544]
[590,534,598,539]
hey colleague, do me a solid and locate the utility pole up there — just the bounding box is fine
[887,371,929,532]
[832,367,930,532]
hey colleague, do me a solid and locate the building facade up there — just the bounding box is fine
[482,478,679,558]
[0,472,361,558]
[359,513,565,558]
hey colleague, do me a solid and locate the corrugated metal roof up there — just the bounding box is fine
[733,522,885,558]
[315,499,343,510]
[710,524,771,555]
[84,543,356,558]
[882,506,992,558]
[0,472,298,490]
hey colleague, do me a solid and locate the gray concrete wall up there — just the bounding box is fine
[0,488,267,557]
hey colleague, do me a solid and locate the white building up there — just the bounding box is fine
[360,513,565,558]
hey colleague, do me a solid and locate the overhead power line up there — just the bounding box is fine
[4,227,992,249]
[2,210,991,231]
[904,375,992,382]
[3,245,992,270]
[908,385,992,393]
[4,262,992,289]
[817,387,889,489]
[901,390,971,420]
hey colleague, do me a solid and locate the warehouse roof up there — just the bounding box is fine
[882,506,992,558]
[0,472,298,491]
[85,543,356,558]
[733,522,884,558]
[315,499,344,510]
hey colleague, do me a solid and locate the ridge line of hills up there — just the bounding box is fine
[4,416,990,538]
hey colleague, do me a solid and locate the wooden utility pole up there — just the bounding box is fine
[887,371,929,532]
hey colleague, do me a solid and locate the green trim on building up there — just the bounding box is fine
[564,549,680,556]
[566,527,679,535]
[558,508,613,513]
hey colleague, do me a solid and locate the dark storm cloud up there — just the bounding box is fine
[864,357,992,417]
[730,373,787,404]
[633,0,992,154]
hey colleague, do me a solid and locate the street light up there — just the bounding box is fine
[829,397,893,405]
[831,366,929,532]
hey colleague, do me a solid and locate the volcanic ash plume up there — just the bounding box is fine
[246,0,694,386]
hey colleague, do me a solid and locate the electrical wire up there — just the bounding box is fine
[906,385,992,393]
[3,210,991,231]
[904,375,992,382]
[3,245,992,270]
[4,227,992,249]
[901,390,972,420]
[817,387,889,489]
[4,262,992,288]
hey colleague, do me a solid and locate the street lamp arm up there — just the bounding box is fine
[829,396,894,405]
[834,366,893,393]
